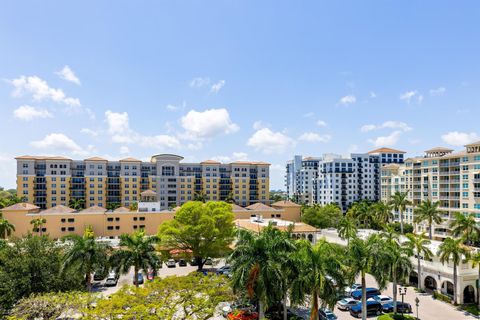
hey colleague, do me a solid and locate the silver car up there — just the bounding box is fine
[337,298,359,311]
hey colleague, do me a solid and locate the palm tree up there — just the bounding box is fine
[373,201,394,227]
[469,251,480,309]
[450,212,480,245]
[0,213,15,239]
[414,200,443,240]
[389,191,411,234]
[380,228,413,314]
[129,202,138,211]
[350,201,372,229]
[30,217,47,235]
[69,198,85,210]
[62,226,111,291]
[337,216,358,245]
[229,226,295,319]
[106,202,121,211]
[405,233,433,291]
[347,235,388,320]
[110,230,161,288]
[193,192,208,203]
[225,192,236,204]
[290,239,346,320]
[438,237,471,304]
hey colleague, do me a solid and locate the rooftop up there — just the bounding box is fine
[235,218,317,233]
[368,147,406,154]
[246,203,278,211]
[42,205,75,214]
[2,202,40,211]
[271,200,301,208]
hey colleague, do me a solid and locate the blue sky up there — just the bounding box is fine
[1,1,479,190]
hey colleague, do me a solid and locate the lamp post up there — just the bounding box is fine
[399,287,407,317]
[415,297,420,320]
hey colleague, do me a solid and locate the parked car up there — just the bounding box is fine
[179,259,187,267]
[382,301,412,313]
[133,273,144,285]
[318,308,337,320]
[166,259,176,268]
[345,284,362,295]
[349,300,383,318]
[336,298,359,311]
[204,258,213,265]
[216,265,231,276]
[196,268,217,276]
[266,304,303,320]
[190,258,198,266]
[372,295,393,306]
[147,269,156,280]
[105,272,118,287]
[93,268,108,281]
[351,287,380,300]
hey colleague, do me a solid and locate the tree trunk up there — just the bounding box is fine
[134,267,139,288]
[429,222,433,240]
[283,292,288,320]
[259,300,265,320]
[361,272,367,320]
[477,266,480,309]
[453,264,457,305]
[393,269,398,314]
[85,272,91,292]
[400,209,404,234]
[417,255,422,291]
[196,256,205,271]
[309,291,318,320]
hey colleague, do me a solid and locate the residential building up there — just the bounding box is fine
[1,200,301,239]
[380,142,480,239]
[16,154,271,210]
[285,155,321,205]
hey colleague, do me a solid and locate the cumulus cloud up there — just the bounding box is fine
[361,121,412,133]
[253,120,269,130]
[429,87,446,96]
[247,128,295,154]
[212,152,249,163]
[441,131,479,146]
[316,120,327,127]
[189,77,210,87]
[210,80,225,93]
[181,108,239,139]
[55,65,81,85]
[80,128,98,137]
[338,95,356,106]
[119,146,130,154]
[11,75,81,108]
[400,90,423,104]
[298,132,331,143]
[13,105,53,121]
[30,133,88,156]
[368,131,402,147]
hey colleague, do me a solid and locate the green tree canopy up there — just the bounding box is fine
[159,201,235,270]
[301,204,342,229]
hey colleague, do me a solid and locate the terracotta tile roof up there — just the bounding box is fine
[80,205,107,213]
[140,189,156,196]
[245,203,278,211]
[465,141,480,147]
[235,219,317,233]
[424,147,453,153]
[368,147,406,154]
[114,206,131,213]
[271,200,301,208]
[84,157,108,161]
[42,205,75,214]
[120,157,141,162]
[230,161,271,165]
[15,155,72,161]
[382,164,400,169]
[231,204,247,211]
[200,160,221,164]
[2,202,40,211]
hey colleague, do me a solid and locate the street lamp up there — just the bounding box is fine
[415,297,420,320]
[399,287,408,317]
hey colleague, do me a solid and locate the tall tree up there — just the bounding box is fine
[349,201,373,229]
[193,192,207,203]
[337,215,358,246]
[389,191,411,234]
[110,230,161,288]
[347,235,387,320]
[229,226,295,320]
[469,251,480,309]
[405,233,433,291]
[373,201,394,227]
[450,212,480,245]
[290,239,346,320]
[0,214,15,239]
[62,227,111,291]
[438,237,470,304]
[414,200,443,240]
[69,198,85,210]
[301,204,342,229]
[30,217,47,236]
[159,201,235,270]
[106,202,121,211]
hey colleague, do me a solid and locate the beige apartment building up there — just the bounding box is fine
[381,141,480,239]
[16,154,270,210]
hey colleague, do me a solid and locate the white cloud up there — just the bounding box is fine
[303,112,314,118]
[441,131,479,146]
[30,133,88,156]
[370,91,377,98]
[55,65,81,85]
[253,120,269,130]
[13,105,53,121]
[429,87,446,96]
[212,152,249,163]
[210,80,225,93]
[189,77,210,87]
[361,121,412,133]
[80,128,98,137]
[316,120,327,127]
[400,90,423,104]
[368,131,402,147]
[139,135,181,149]
[247,128,295,154]
[181,108,239,139]
[338,95,356,106]
[11,75,81,107]
[166,104,179,111]
[298,132,331,143]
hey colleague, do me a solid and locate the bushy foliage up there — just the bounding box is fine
[389,222,413,234]
[301,204,342,229]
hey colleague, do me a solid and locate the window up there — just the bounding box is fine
[107,226,114,230]
[67,227,75,231]
[67,218,75,222]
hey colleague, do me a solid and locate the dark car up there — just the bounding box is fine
[133,273,144,285]
[349,300,383,318]
[190,258,198,266]
[351,287,380,300]
[265,304,303,320]
[382,301,412,313]
[318,308,337,320]
[179,259,187,267]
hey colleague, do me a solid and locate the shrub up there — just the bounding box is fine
[433,290,453,304]
[389,222,414,234]
[378,313,417,320]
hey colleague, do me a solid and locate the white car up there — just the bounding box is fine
[345,284,362,295]
[337,298,359,311]
[372,295,393,306]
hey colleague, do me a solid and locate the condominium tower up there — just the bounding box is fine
[16,154,270,210]
[381,142,480,240]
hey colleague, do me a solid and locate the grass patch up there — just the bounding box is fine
[460,304,479,316]
[377,314,418,320]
